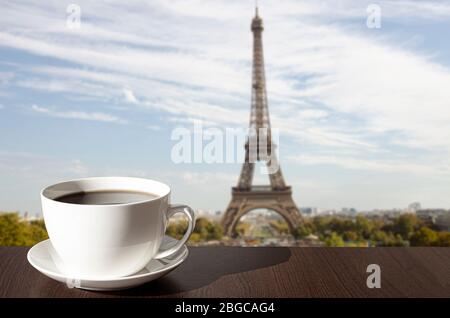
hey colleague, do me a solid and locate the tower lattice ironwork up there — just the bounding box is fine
[222,7,302,237]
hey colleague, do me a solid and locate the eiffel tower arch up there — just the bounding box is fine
[222,7,302,237]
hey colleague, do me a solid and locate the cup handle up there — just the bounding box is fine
[153,204,196,259]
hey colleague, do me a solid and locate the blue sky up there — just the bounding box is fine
[1,0,450,215]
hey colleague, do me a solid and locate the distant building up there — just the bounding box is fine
[363,209,402,218]
[417,209,448,225]
[341,207,357,215]
[300,207,318,217]
[318,209,337,216]
[20,212,42,222]
[408,202,422,212]
[193,209,223,221]
[435,213,450,231]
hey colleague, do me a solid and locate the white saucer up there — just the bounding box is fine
[27,235,188,291]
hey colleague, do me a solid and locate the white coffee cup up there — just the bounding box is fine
[41,177,195,279]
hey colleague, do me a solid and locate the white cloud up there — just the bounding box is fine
[380,0,450,20]
[147,0,450,21]
[1,1,448,156]
[17,76,116,102]
[123,88,138,104]
[180,171,236,185]
[288,154,450,176]
[31,104,127,124]
[296,109,329,120]
[0,151,89,178]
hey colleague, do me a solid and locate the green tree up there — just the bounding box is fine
[269,220,289,235]
[313,216,333,234]
[166,220,188,240]
[324,232,345,247]
[194,217,210,239]
[168,217,223,242]
[389,214,422,240]
[436,232,450,247]
[355,215,374,239]
[343,230,359,242]
[206,221,223,240]
[0,213,48,246]
[0,213,30,245]
[295,224,312,239]
[188,233,202,243]
[410,227,438,246]
[235,222,250,236]
[27,220,48,244]
[370,230,407,246]
[193,217,223,241]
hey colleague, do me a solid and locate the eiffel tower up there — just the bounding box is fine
[222,7,302,237]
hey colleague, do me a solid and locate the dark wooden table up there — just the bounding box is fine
[1,247,449,297]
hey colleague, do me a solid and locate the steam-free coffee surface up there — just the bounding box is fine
[55,190,157,205]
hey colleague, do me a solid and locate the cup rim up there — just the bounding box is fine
[41,176,170,207]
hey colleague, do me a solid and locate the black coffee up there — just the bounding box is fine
[55,190,158,205]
